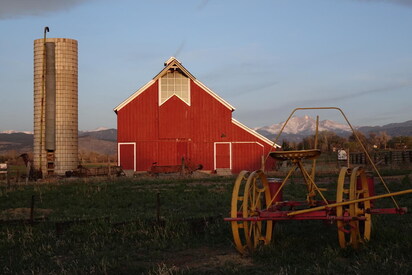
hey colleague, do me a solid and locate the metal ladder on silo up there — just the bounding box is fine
[46,151,55,175]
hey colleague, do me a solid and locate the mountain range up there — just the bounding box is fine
[0,118,411,154]
[255,116,351,138]
[254,117,412,142]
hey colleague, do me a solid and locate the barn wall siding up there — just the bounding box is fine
[190,81,232,142]
[117,82,159,142]
[159,96,190,139]
[189,141,214,171]
[118,143,135,170]
[230,123,276,171]
[231,143,264,173]
[136,141,158,171]
[215,142,231,170]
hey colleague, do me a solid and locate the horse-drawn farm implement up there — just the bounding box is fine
[224,107,412,254]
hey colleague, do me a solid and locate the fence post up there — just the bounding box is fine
[156,192,161,224]
[30,195,35,224]
[6,171,10,188]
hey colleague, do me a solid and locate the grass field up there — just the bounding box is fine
[0,171,411,274]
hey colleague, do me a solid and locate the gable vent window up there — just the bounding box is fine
[159,71,190,105]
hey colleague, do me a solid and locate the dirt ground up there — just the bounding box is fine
[156,246,253,273]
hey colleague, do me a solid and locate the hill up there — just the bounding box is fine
[0,132,33,154]
[78,128,117,141]
[357,120,412,137]
[78,135,116,156]
[0,129,117,156]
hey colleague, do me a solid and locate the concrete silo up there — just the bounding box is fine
[33,36,78,176]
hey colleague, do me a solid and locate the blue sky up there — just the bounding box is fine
[0,0,411,131]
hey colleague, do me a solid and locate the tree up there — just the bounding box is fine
[388,136,412,149]
[348,131,368,152]
[299,131,347,152]
[377,131,390,150]
[328,133,347,151]
[301,136,315,150]
[368,133,378,149]
[281,140,291,150]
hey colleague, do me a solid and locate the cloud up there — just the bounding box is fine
[229,80,279,97]
[323,81,412,102]
[0,0,94,19]
[197,0,211,11]
[234,80,412,127]
[353,0,412,7]
[261,80,412,110]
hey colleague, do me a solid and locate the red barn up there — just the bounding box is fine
[114,57,278,174]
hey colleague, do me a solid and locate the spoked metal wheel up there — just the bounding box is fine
[350,167,372,247]
[336,167,353,248]
[242,170,273,253]
[230,170,251,254]
[336,167,371,248]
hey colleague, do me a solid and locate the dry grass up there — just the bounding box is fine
[0,208,52,220]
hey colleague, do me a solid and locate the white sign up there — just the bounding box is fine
[338,150,348,161]
[0,163,7,174]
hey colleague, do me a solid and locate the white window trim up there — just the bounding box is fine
[158,72,191,106]
[232,141,264,147]
[118,142,136,171]
[214,142,232,170]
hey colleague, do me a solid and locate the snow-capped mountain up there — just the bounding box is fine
[87,127,110,132]
[255,116,352,142]
[0,130,33,134]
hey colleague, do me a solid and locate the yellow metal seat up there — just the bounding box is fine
[269,149,321,161]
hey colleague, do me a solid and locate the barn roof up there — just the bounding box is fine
[113,57,235,113]
[231,118,281,148]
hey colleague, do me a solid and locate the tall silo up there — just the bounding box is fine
[33,36,78,176]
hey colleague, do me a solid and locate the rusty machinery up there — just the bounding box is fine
[224,107,412,254]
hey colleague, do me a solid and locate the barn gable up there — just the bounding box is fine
[114,57,235,113]
[115,57,278,173]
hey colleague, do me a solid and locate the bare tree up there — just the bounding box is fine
[377,131,390,150]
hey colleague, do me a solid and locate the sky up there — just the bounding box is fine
[0,0,411,132]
